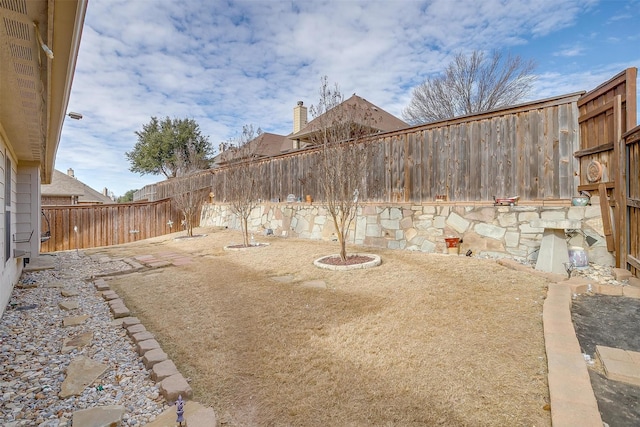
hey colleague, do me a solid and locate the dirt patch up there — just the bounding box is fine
[572,294,640,426]
[91,228,551,426]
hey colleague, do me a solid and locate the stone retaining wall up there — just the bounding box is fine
[200,197,614,266]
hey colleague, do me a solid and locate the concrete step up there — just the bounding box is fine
[146,401,216,427]
[72,405,126,427]
[596,345,640,387]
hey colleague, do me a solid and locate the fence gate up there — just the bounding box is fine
[576,68,637,272]
[623,126,640,277]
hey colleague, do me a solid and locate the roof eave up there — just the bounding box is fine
[43,0,87,184]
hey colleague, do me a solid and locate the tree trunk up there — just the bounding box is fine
[338,235,347,261]
[331,213,347,261]
[183,212,193,237]
[242,216,249,247]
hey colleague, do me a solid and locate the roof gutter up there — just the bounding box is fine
[43,0,87,184]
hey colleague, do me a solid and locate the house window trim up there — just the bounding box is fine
[5,156,12,262]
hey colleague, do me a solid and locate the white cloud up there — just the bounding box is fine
[59,0,638,196]
[553,46,585,57]
[607,13,632,23]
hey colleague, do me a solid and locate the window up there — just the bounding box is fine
[5,156,11,261]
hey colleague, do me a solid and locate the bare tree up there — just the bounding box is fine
[225,125,263,247]
[403,50,536,124]
[172,144,209,237]
[172,174,206,237]
[308,77,378,261]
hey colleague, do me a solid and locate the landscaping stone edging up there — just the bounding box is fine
[3,253,168,426]
[313,253,382,270]
[497,259,640,426]
[93,278,193,403]
[223,242,270,251]
[544,282,602,426]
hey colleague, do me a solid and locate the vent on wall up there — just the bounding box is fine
[10,42,32,60]
[0,0,28,14]
[2,17,30,40]
[1,0,49,165]
[16,77,35,89]
[1,0,45,163]
[13,61,34,76]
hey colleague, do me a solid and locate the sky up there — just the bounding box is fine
[56,0,640,198]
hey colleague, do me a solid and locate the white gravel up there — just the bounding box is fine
[0,251,168,426]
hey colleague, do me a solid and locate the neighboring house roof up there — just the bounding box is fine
[213,94,408,165]
[288,94,409,143]
[214,132,289,166]
[41,170,114,204]
[258,132,291,157]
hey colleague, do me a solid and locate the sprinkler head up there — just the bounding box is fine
[563,262,575,279]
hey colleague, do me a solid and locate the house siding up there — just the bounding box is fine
[17,166,41,259]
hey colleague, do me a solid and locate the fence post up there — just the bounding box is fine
[613,95,627,269]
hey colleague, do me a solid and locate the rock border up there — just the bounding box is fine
[497,259,640,426]
[223,242,270,251]
[93,278,193,402]
[173,234,208,241]
[313,253,382,271]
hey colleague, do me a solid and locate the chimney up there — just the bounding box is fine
[103,187,108,196]
[293,101,307,134]
[67,168,75,177]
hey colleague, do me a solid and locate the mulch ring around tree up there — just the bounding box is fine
[173,234,208,240]
[317,255,375,265]
[224,243,270,250]
[571,294,640,427]
[313,253,382,270]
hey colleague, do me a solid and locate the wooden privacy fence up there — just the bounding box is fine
[141,173,213,201]
[138,91,583,204]
[622,125,640,276]
[40,198,184,252]
[575,68,638,270]
[114,69,640,276]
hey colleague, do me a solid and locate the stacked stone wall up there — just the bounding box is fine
[200,198,614,266]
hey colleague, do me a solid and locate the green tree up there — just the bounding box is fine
[126,117,212,178]
[117,189,137,203]
[403,50,536,124]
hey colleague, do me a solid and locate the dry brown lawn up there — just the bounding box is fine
[88,227,551,426]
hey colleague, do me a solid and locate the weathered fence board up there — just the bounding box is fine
[623,126,640,276]
[576,69,637,189]
[137,92,585,205]
[41,199,183,252]
[575,68,637,271]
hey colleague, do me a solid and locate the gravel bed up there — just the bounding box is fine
[0,251,168,426]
